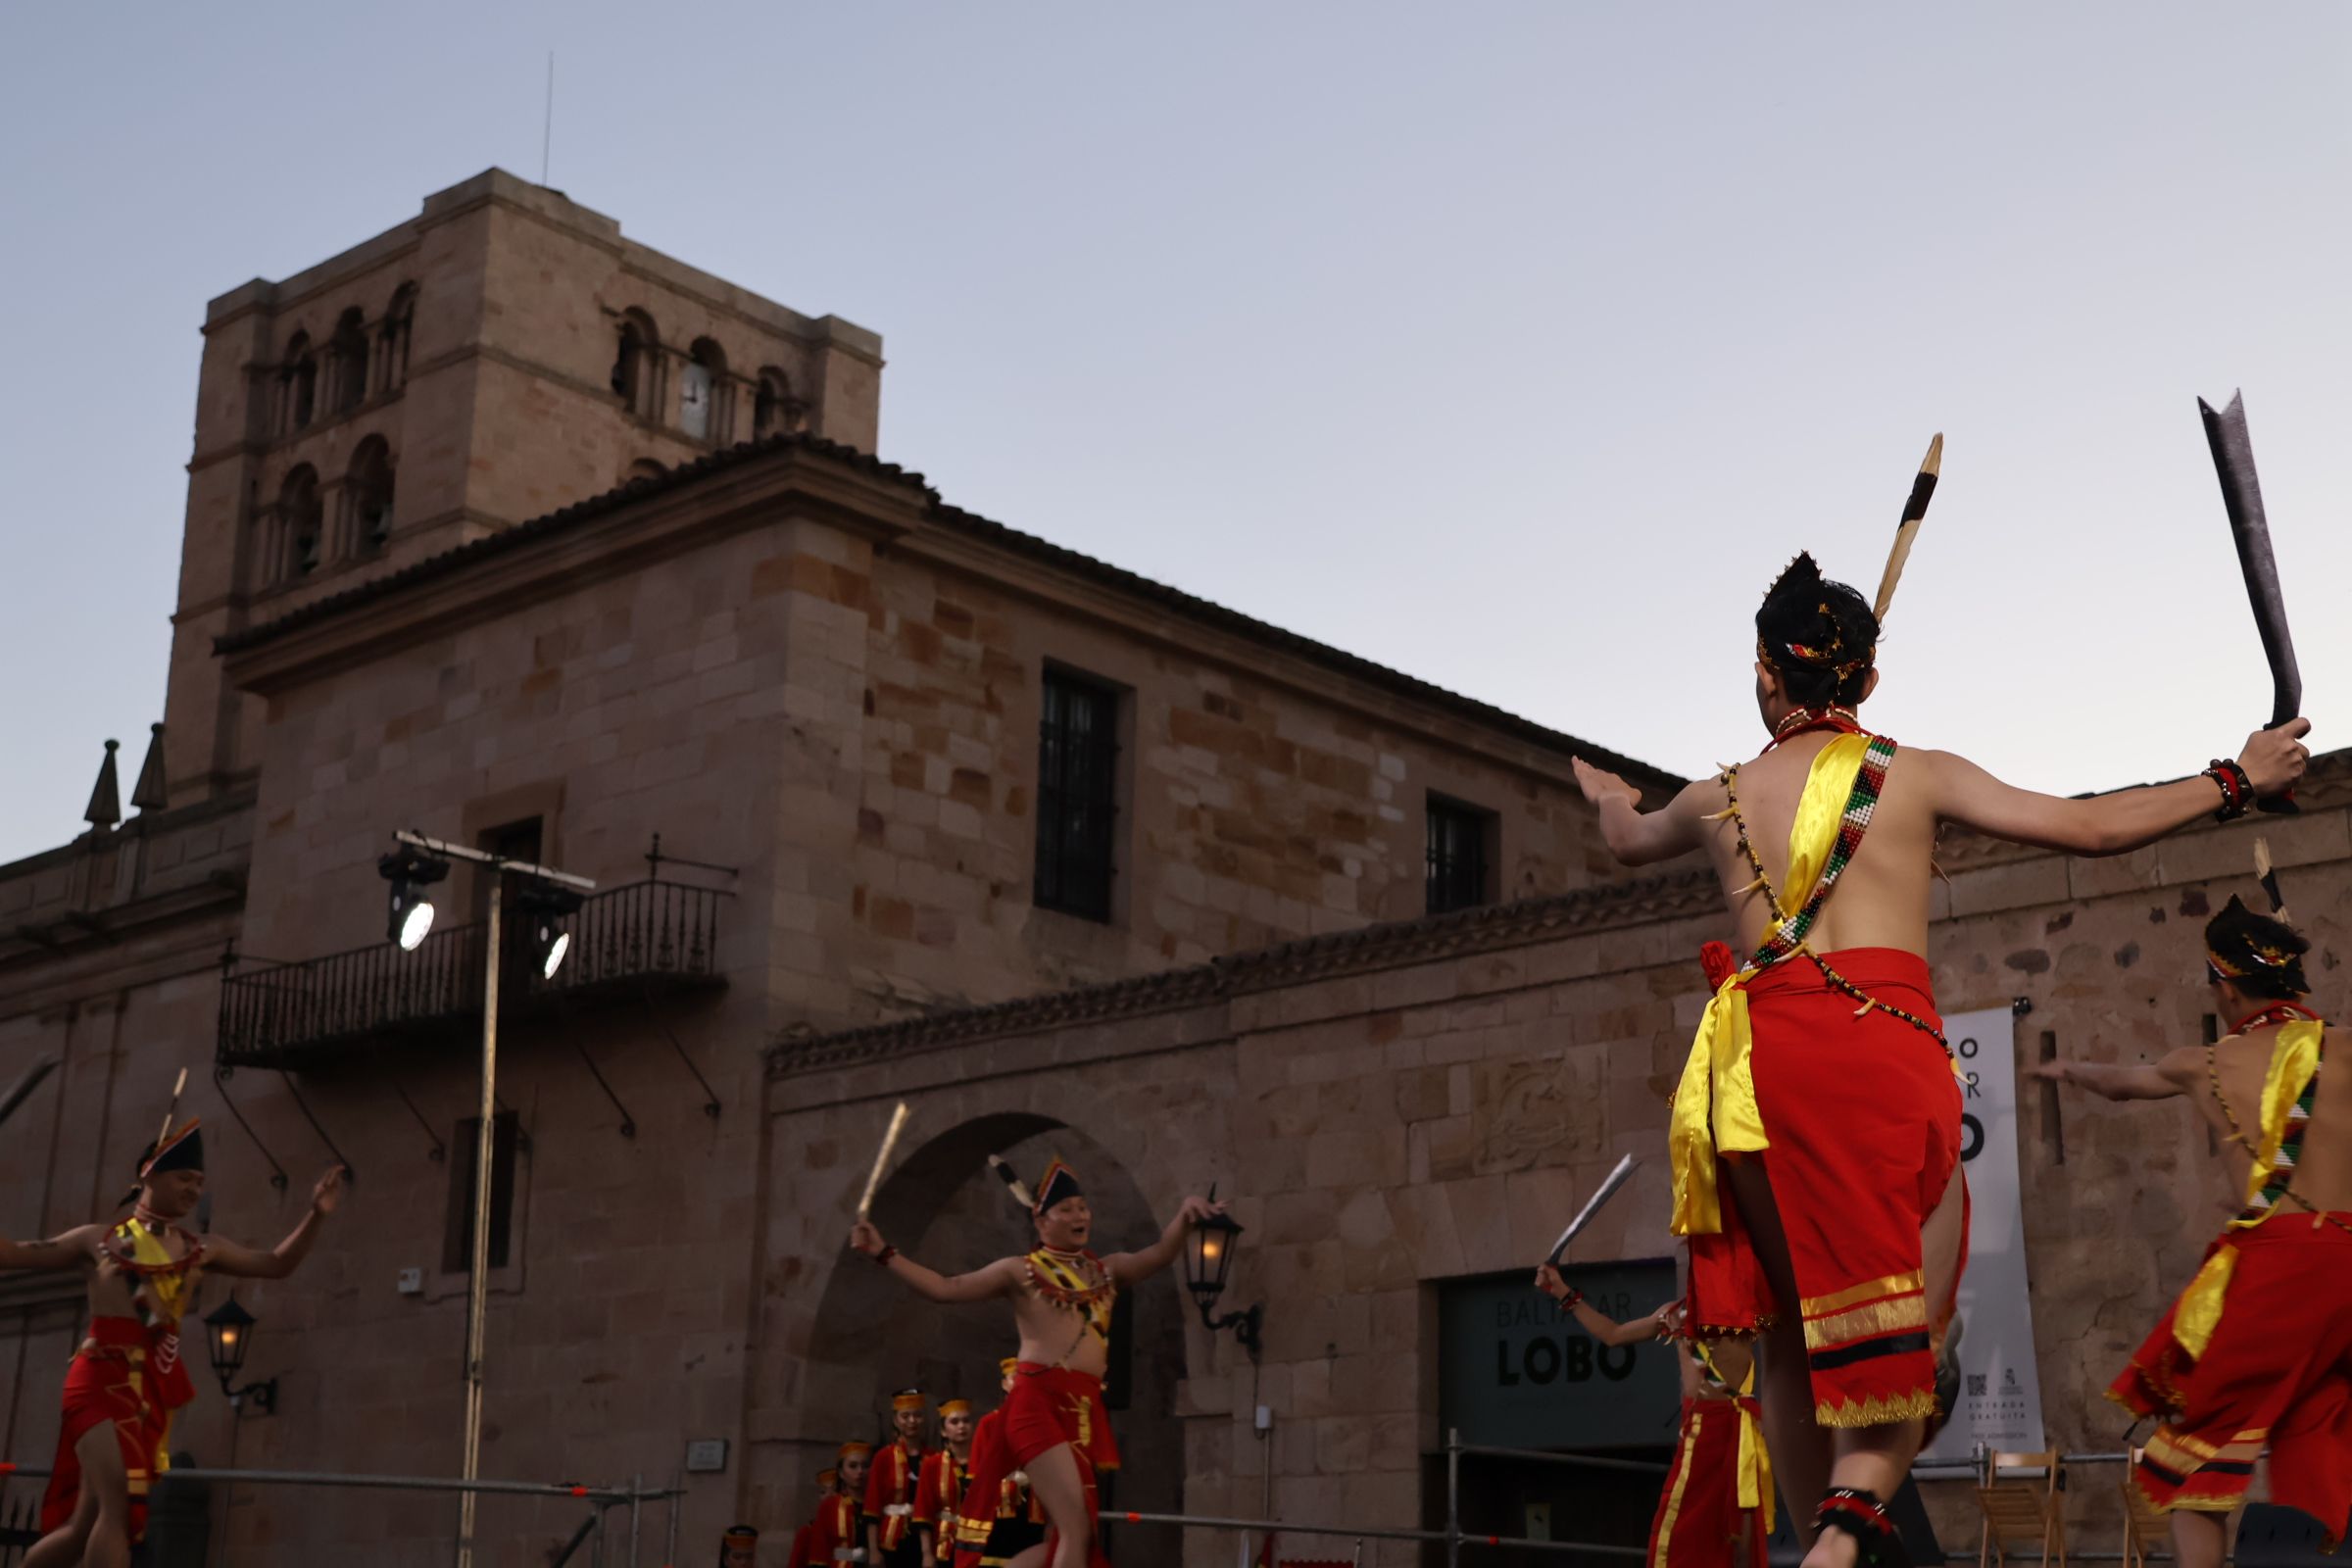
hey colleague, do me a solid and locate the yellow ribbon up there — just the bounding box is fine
[2172,1245,2237,1361]
[1670,735,1874,1236]
[1696,1347,1775,1533]
[2234,1019,2325,1219]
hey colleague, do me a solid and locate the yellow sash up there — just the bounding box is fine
[2234,1019,2325,1219]
[116,1217,191,1322]
[1670,735,1873,1236]
[2174,1019,2328,1357]
[1694,1342,1775,1531]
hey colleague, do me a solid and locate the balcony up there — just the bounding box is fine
[217,878,726,1069]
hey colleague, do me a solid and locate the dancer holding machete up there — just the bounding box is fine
[2026,393,2336,1563]
[1571,434,2309,1567]
[1535,1156,1771,1568]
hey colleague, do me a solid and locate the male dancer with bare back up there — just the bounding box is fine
[0,1119,343,1568]
[2038,898,2352,1561]
[850,1160,1220,1568]
[1573,551,2307,1566]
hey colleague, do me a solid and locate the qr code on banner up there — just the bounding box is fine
[1968,1375,1988,1397]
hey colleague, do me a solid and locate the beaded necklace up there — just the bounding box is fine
[1024,1247,1115,1344]
[1768,706,1865,746]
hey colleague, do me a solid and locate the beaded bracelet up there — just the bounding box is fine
[1557,1286,1584,1309]
[873,1245,898,1266]
[2204,759,2252,820]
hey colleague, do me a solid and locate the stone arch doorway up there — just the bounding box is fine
[804,1111,1188,1568]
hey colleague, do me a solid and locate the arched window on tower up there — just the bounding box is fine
[380,283,416,393]
[681,337,726,442]
[347,437,395,559]
[610,308,660,420]
[753,367,803,439]
[279,466,323,579]
[282,332,318,434]
[328,308,368,416]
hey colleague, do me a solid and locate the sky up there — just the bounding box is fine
[2,4,2346,864]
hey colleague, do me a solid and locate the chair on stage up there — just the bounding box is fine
[2118,1449,2167,1568]
[1974,1449,2065,1568]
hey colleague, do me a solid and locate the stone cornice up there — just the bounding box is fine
[769,869,1719,1076]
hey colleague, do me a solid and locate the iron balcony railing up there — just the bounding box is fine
[217,878,725,1068]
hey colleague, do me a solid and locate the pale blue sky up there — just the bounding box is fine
[3,4,2346,865]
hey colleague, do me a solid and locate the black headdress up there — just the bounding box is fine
[138,1119,205,1180]
[2204,895,2310,999]
[1032,1158,1084,1216]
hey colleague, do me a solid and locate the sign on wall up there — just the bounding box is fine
[1921,1005,2047,1461]
[1438,1258,1680,1450]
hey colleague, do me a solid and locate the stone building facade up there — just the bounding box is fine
[1,168,2335,1566]
[776,761,2352,1559]
[0,172,1685,1565]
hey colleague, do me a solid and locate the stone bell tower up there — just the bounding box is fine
[158,169,885,807]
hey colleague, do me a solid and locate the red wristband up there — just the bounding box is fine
[873,1245,898,1266]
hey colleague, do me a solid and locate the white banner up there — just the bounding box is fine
[1920,1005,2046,1461]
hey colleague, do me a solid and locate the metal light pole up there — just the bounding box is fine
[457,871,500,1568]
[393,831,594,1568]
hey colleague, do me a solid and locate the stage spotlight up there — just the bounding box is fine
[378,846,451,951]
[517,881,586,980]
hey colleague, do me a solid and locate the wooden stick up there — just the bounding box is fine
[857,1102,911,1220]
[1873,433,1943,624]
[154,1067,188,1149]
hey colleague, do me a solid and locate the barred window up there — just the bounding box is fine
[1034,668,1120,922]
[1426,795,1495,915]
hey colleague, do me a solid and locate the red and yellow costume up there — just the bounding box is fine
[2111,1010,2352,1541]
[956,1364,1048,1568]
[821,1445,872,1564]
[962,1231,1119,1568]
[1673,725,1968,1426]
[1649,1337,1771,1568]
[866,1395,933,1566]
[790,1473,839,1568]
[40,1203,204,1543]
[916,1399,974,1558]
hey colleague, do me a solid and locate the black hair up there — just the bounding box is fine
[1756,552,1881,708]
[2205,895,2311,1000]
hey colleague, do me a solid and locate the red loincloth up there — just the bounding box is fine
[38,1314,196,1543]
[956,1408,1048,1568]
[981,1364,1116,1568]
[1685,949,1968,1426]
[2111,1215,2352,1542]
[1648,1397,1768,1568]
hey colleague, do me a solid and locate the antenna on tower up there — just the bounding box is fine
[540,52,557,186]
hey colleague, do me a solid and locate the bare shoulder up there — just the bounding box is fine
[2156,1042,2210,1087]
[1667,775,1722,814]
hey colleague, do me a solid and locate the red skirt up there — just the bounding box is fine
[1648,1397,1767,1568]
[1686,949,1967,1426]
[982,1364,1115,1568]
[2111,1216,2352,1541]
[39,1315,194,1544]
